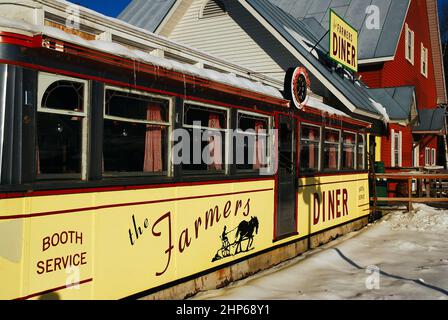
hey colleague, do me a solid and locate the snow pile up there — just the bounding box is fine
[387,204,448,234]
[0,16,283,99]
[192,204,448,300]
[369,98,390,124]
[306,97,349,117]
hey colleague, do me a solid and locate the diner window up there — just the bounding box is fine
[357,134,366,170]
[103,88,171,176]
[300,124,320,172]
[236,112,270,172]
[182,102,228,174]
[323,129,340,171]
[342,132,356,170]
[37,73,88,179]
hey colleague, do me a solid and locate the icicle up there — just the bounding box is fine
[183,74,187,100]
[133,59,137,87]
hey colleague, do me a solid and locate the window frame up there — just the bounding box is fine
[431,148,436,166]
[425,147,431,166]
[37,72,89,180]
[322,127,341,171]
[182,100,230,175]
[342,130,357,170]
[357,133,366,170]
[413,142,420,168]
[421,43,428,78]
[299,122,322,173]
[405,23,415,65]
[103,85,174,177]
[391,129,402,167]
[235,110,273,173]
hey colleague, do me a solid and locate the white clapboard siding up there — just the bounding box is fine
[168,0,294,82]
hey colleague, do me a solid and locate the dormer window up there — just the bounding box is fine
[200,0,227,19]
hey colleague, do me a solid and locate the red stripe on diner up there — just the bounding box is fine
[0,188,273,221]
[15,278,93,300]
[0,177,274,200]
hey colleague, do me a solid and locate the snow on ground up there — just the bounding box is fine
[192,204,448,300]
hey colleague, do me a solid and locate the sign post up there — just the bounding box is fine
[329,10,358,72]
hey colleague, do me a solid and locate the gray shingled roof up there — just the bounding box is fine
[118,0,176,32]
[268,0,410,62]
[118,0,386,119]
[368,86,415,121]
[413,108,447,133]
[245,0,382,118]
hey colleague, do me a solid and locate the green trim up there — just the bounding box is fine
[329,9,358,33]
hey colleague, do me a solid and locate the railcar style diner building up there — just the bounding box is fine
[0,0,446,300]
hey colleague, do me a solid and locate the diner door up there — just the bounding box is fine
[276,115,297,239]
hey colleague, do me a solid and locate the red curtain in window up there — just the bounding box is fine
[208,114,222,171]
[253,121,265,170]
[329,132,337,169]
[309,129,316,168]
[144,105,163,172]
[345,135,353,168]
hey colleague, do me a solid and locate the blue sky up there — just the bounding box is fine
[70,0,448,42]
[68,0,131,17]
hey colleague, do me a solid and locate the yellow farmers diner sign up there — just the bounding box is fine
[329,10,358,72]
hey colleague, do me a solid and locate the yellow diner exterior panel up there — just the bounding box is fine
[0,175,369,300]
[0,180,275,300]
[296,173,369,236]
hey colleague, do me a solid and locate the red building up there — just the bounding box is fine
[359,0,447,169]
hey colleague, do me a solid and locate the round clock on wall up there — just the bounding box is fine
[284,67,311,110]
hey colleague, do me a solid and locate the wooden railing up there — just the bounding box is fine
[370,172,448,212]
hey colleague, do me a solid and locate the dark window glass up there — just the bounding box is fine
[103,89,170,175]
[103,120,168,174]
[300,124,320,173]
[342,132,356,169]
[37,113,82,176]
[236,113,269,171]
[184,104,226,128]
[357,134,365,170]
[182,104,227,174]
[105,91,169,122]
[41,81,84,112]
[323,129,340,170]
[37,78,86,178]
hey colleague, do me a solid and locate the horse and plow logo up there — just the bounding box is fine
[212,216,259,262]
